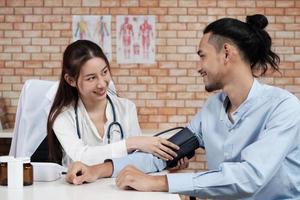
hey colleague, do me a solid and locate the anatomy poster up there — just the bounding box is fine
[73,15,112,61]
[116,15,155,64]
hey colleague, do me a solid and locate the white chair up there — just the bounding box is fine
[9,79,117,161]
[9,79,58,158]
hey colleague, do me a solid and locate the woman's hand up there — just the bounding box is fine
[126,136,179,161]
[65,161,113,185]
[168,157,189,172]
[65,161,98,185]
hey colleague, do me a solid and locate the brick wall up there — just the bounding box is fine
[1,0,300,189]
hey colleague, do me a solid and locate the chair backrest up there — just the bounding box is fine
[9,79,117,162]
[9,79,58,159]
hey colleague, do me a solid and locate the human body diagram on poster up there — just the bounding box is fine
[117,15,155,64]
[73,15,112,61]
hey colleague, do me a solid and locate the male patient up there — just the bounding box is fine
[66,14,300,200]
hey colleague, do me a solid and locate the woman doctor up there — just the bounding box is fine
[47,40,179,167]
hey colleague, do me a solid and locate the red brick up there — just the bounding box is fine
[5,61,23,68]
[31,53,50,60]
[5,15,23,22]
[285,8,300,15]
[44,15,62,22]
[128,7,148,15]
[146,100,165,107]
[166,100,184,107]
[24,15,42,22]
[236,0,255,7]
[159,108,177,115]
[15,7,32,14]
[169,8,187,15]
[12,53,30,61]
[197,0,217,7]
[34,68,52,76]
[90,8,109,14]
[7,0,24,6]
[52,8,71,14]
[0,23,13,30]
[0,68,14,75]
[140,0,158,7]
[157,92,175,100]
[110,8,128,15]
[24,61,42,68]
[25,0,43,6]
[33,23,51,30]
[148,8,168,15]
[149,115,167,123]
[45,0,62,6]
[276,0,294,7]
[24,30,41,37]
[33,7,52,14]
[138,92,157,99]
[52,23,70,30]
[15,68,33,75]
[82,0,100,7]
[139,108,158,115]
[120,0,138,7]
[179,0,197,7]
[4,46,21,52]
[71,8,90,15]
[4,31,22,37]
[0,8,14,14]
[101,0,120,7]
[257,0,275,7]
[188,8,206,15]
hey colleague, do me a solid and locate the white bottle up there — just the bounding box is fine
[7,157,23,189]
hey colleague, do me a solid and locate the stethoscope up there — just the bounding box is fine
[74,95,124,143]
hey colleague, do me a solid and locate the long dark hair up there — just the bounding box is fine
[203,14,280,76]
[47,40,110,163]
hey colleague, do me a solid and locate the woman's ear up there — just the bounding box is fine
[64,74,76,87]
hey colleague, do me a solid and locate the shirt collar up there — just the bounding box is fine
[220,79,263,123]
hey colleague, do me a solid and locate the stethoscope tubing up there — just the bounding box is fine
[74,95,124,143]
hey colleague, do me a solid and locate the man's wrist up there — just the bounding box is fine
[150,175,169,192]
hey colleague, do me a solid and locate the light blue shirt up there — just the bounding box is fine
[112,79,300,199]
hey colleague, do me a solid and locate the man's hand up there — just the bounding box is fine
[65,161,113,185]
[116,165,168,192]
[168,157,189,173]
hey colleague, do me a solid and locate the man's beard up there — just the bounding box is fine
[205,82,222,92]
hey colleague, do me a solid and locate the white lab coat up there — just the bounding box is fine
[53,93,142,167]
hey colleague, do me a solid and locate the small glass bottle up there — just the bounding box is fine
[22,157,33,186]
[0,156,14,186]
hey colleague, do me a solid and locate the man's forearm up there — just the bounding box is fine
[150,175,169,192]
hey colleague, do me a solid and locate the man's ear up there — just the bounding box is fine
[223,43,230,64]
[64,74,76,87]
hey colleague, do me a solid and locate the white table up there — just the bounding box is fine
[0,176,180,200]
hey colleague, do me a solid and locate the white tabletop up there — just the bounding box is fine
[0,176,180,200]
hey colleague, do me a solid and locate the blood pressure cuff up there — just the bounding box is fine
[166,127,200,168]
